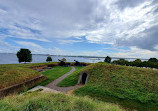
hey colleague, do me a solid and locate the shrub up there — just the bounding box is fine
[61,58,66,62]
[148,58,158,62]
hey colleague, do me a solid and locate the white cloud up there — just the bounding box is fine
[0,0,158,58]
[110,47,158,58]
[14,41,72,55]
[15,41,42,48]
[0,8,7,14]
[0,0,157,44]
[58,39,83,44]
[78,46,158,59]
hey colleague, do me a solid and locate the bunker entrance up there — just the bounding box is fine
[81,73,87,84]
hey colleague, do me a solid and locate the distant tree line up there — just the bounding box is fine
[112,58,158,69]
[104,56,158,69]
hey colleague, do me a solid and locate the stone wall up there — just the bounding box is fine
[0,75,46,98]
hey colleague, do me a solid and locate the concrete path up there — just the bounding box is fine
[45,66,82,93]
[27,86,59,93]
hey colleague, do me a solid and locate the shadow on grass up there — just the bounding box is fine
[74,86,158,111]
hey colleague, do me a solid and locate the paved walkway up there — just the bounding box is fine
[28,86,59,93]
[45,66,82,93]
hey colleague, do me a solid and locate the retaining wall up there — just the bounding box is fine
[0,75,46,98]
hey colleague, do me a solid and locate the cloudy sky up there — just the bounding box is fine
[0,0,158,58]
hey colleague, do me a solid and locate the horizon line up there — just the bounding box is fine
[0,53,149,60]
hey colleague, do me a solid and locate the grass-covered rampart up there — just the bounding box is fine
[0,62,58,89]
[0,92,124,111]
[59,63,158,110]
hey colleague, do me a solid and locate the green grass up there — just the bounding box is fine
[0,62,58,89]
[57,66,84,87]
[39,66,72,86]
[0,92,124,111]
[0,65,40,89]
[67,63,158,110]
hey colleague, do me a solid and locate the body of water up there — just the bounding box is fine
[0,53,147,64]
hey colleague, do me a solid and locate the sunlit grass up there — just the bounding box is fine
[40,66,72,86]
[59,63,158,110]
[0,62,57,89]
[0,92,124,111]
[57,66,84,87]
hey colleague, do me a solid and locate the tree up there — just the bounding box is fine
[17,48,32,63]
[112,59,129,65]
[104,56,111,63]
[46,56,52,62]
[148,58,158,62]
[134,59,141,63]
[133,59,142,67]
[61,58,66,62]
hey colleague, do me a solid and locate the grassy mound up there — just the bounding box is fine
[57,66,84,87]
[0,92,123,111]
[60,63,158,110]
[0,62,58,89]
[0,65,40,89]
[40,66,72,86]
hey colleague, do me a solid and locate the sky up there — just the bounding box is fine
[0,0,158,58]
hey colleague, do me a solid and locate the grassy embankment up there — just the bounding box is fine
[39,66,72,86]
[58,63,158,110]
[0,62,59,89]
[0,91,124,111]
[57,66,84,87]
[0,63,125,111]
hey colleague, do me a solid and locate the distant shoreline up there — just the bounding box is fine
[0,53,148,60]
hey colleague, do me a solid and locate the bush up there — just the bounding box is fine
[61,58,66,62]
[148,58,158,62]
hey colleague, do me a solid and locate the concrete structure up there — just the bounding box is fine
[77,71,89,84]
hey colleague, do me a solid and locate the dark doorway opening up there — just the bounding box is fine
[81,73,87,84]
